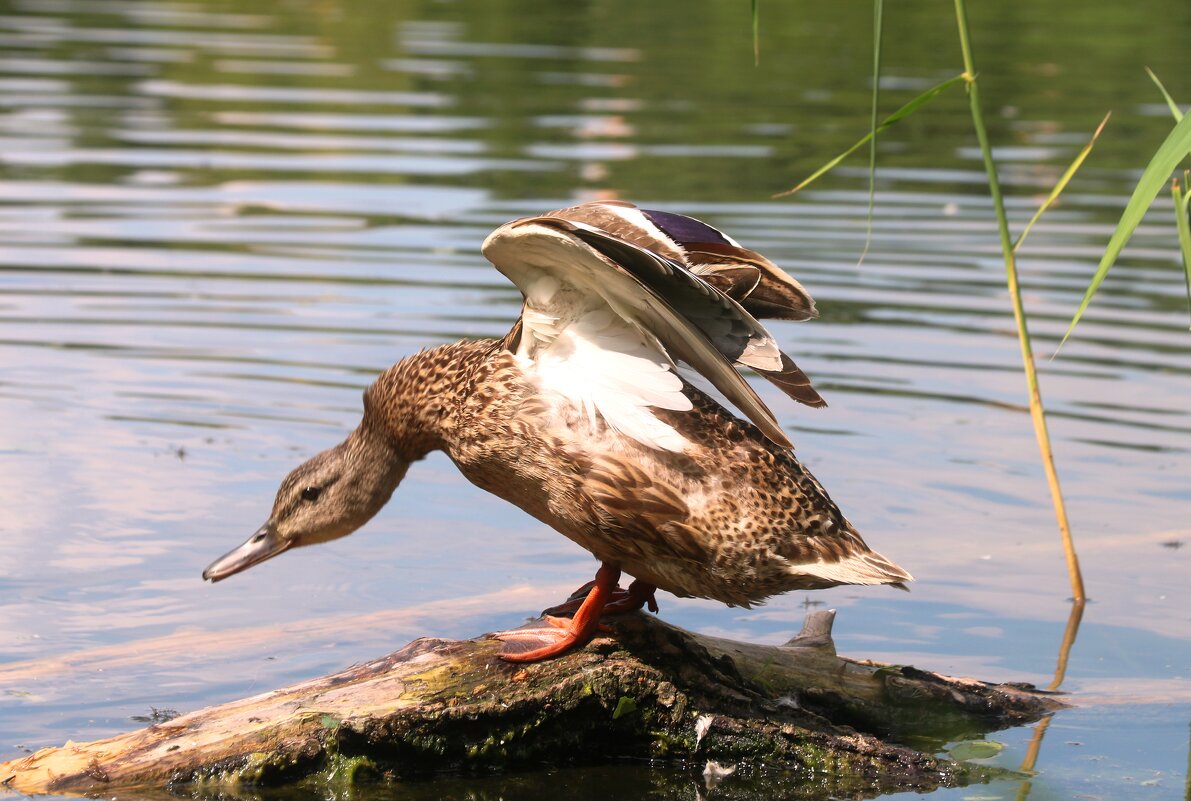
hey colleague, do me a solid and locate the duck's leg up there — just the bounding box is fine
[542,577,659,617]
[498,562,620,662]
[540,579,598,616]
[606,579,659,614]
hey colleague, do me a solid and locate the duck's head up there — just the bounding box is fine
[202,425,408,583]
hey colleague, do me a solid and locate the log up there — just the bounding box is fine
[0,611,1064,799]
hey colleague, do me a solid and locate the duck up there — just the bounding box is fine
[202,200,912,662]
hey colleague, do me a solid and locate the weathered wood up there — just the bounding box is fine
[0,611,1064,798]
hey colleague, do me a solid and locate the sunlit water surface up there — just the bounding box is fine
[0,1,1188,799]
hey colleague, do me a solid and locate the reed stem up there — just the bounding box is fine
[953,0,1085,601]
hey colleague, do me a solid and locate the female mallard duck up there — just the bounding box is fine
[203,201,911,661]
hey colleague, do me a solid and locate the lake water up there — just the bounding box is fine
[0,0,1188,798]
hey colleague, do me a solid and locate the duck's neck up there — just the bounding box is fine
[363,339,499,461]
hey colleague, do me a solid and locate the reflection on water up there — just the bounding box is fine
[0,0,1188,798]
[1014,600,1084,801]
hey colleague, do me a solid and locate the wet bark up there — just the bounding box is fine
[0,611,1064,799]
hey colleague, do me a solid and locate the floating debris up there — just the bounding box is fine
[702,760,735,790]
[129,708,180,724]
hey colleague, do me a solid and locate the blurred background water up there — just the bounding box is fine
[0,0,1188,798]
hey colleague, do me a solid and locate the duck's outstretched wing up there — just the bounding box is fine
[543,203,825,409]
[484,216,790,449]
[483,204,823,450]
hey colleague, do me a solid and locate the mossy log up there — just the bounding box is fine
[0,611,1064,799]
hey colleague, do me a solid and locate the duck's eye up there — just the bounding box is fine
[300,486,322,502]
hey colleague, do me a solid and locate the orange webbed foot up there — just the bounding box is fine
[496,564,623,663]
[495,619,596,662]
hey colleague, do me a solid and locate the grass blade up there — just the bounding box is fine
[1014,112,1111,253]
[1146,67,1183,122]
[1174,175,1191,328]
[751,0,760,67]
[1058,110,1191,348]
[774,73,966,197]
[859,0,885,265]
[1146,76,1191,329]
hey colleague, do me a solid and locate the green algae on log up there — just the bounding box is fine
[0,611,1064,798]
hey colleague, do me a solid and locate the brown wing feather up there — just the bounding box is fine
[685,243,817,321]
[541,202,686,262]
[501,316,523,352]
[692,263,762,300]
[754,352,826,409]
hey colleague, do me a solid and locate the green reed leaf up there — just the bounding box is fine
[774,73,966,198]
[1174,174,1191,328]
[1144,73,1191,329]
[1058,110,1191,348]
[751,0,760,67]
[1014,112,1111,254]
[858,0,885,265]
[1146,67,1183,122]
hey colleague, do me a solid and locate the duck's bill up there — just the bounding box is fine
[202,524,291,582]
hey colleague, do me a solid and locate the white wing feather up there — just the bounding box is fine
[531,308,693,453]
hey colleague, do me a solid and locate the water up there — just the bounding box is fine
[0,0,1188,798]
